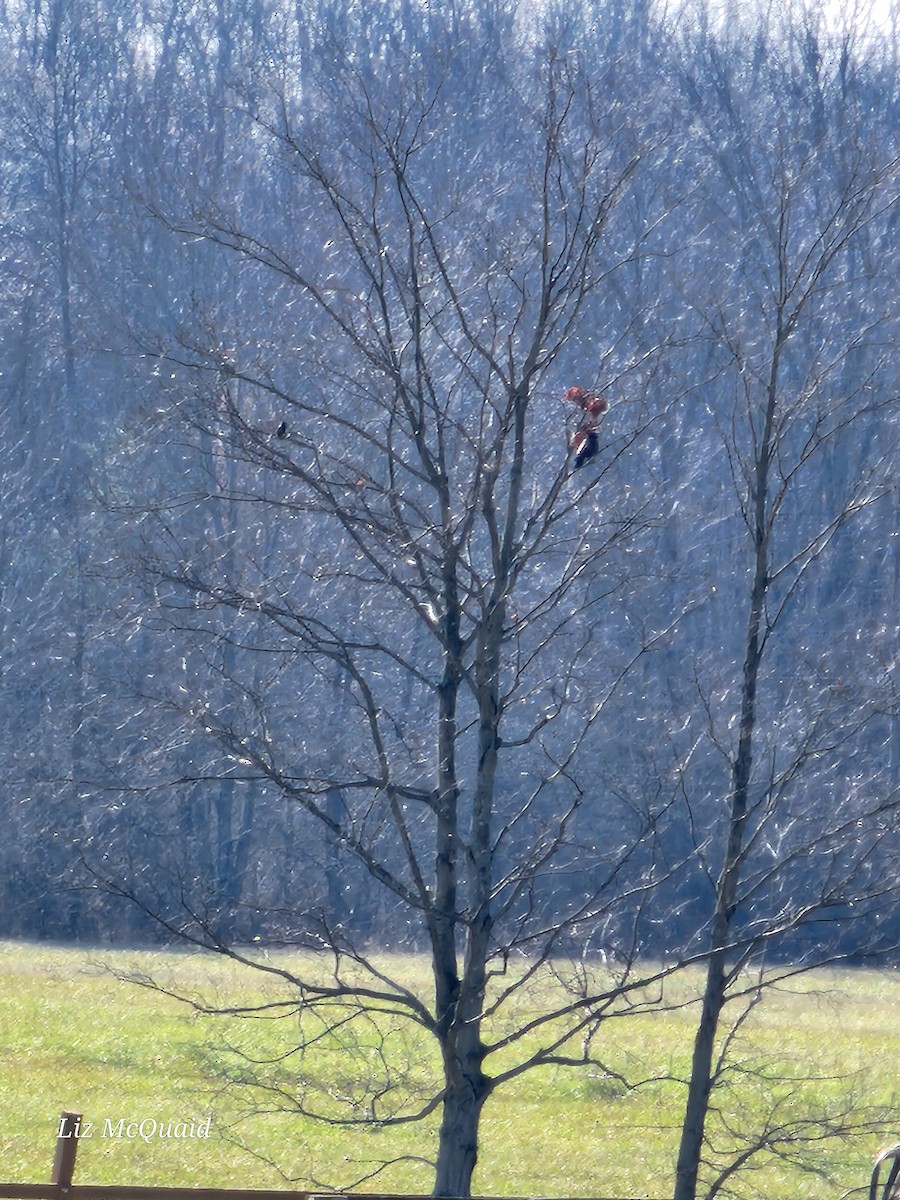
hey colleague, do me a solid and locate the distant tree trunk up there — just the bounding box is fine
[674,341,780,1200]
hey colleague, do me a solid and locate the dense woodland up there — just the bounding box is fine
[5,0,898,952]
[3,0,900,1193]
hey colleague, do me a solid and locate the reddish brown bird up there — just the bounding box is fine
[564,386,608,469]
[565,386,608,419]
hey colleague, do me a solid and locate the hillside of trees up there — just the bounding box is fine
[4,0,898,956]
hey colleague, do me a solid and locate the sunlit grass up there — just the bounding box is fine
[1,941,899,1198]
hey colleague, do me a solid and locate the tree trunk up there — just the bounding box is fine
[674,349,780,1200]
[430,399,514,1195]
[674,637,760,1200]
[433,1027,491,1197]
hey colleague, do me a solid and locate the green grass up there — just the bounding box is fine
[1,942,899,1198]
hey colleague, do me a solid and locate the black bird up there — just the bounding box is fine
[572,427,599,469]
[276,420,288,439]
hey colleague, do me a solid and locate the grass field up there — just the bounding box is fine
[1,941,899,1199]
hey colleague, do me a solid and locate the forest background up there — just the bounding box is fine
[2,0,900,1197]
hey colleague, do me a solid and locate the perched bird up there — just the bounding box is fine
[564,386,608,420]
[564,386,608,469]
[275,420,288,439]
[572,426,599,469]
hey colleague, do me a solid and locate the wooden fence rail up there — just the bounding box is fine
[0,1191,652,1200]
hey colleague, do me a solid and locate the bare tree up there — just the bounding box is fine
[106,8,680,1195]
[667,13,900,1199]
